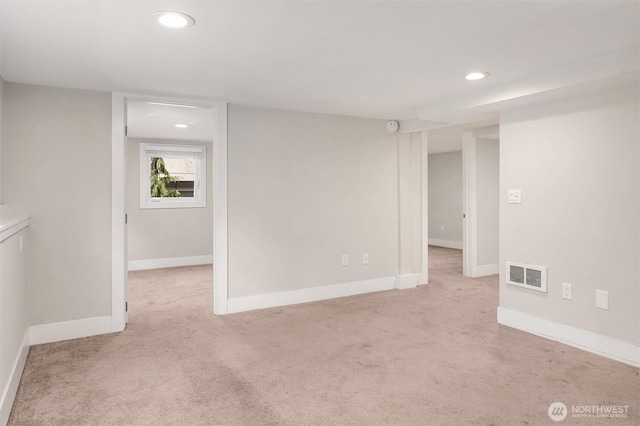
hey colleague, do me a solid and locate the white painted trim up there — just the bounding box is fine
[464,133,500,278]
[0,219,29,243]
[0,212,29,243]
[213,103,229,315]
[397,132,409,275]
[111,93,127,332]
[395,274,420,289]
[462,132,500,279]
[0,331,29,426]
[462,131,477,278]
[420,130,429,285]
[29,316,113,346]
[473,263,499,277]
[497,307,640,367]
[128,255,213,271]
[228,277,396,314]
[428,238,463,250]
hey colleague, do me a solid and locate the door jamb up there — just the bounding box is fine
[420,130,429,284]
[462,125,499,278]
[462,130,476,277]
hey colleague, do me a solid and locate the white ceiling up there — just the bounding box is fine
[127,101,214,142]
[2,1,638,123]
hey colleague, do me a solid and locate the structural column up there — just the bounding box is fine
[396,131,426,288]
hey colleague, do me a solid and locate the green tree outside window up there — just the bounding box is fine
[150,157,182,197]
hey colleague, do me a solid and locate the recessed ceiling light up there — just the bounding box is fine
[465,72,489,81]
[174,124,189,128]
[153,11,195,29]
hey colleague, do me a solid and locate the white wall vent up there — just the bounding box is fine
[506,261,547,293]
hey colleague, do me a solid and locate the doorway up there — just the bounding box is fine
[421,124,500,281]
[462,126,500,278]
[426,129,464,275]
[126,101,214,318]
[111,94,228,332]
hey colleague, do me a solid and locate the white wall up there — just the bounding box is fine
[499,84,639,344]
[3,83,112,325]
[227,105,398,298]
[126,138,213,262]
[0,77,4,202]
[476,138,499,266]
[428,151,462,245]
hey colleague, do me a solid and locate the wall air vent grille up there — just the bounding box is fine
[506,261,547,292]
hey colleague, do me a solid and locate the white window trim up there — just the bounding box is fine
[139,143,207,209]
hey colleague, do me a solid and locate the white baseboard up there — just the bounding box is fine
[473,263,499,277]
[419,273,428,286]
[128,255,213,271]
[29,316,113,346]
[2,318,115,421]
[497,307,639,367]
[395,274,420,289]
[428,238,463,250]
[228,276,396,314]
[0,331,29,426]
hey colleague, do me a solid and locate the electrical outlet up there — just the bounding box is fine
[596,290,608,310]
[362,253,369,264]
[562,283,572,300]
[508,189,522,204]
[440,224,445,231]
[341,254,349,266]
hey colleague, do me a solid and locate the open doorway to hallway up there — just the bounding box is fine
[428,245,463,277]
[462,127,500,278]
[426,129,464,275]
[424,125,500,280]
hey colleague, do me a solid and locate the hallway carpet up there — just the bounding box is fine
[9,247,639,425]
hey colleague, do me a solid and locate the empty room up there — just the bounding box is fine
[0,1,638,425]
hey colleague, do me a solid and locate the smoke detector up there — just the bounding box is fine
[386,121,399,133]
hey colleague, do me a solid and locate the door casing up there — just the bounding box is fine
[111,93,228,332]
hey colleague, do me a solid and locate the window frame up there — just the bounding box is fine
[139,143,207,209]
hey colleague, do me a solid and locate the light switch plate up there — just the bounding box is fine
[596,289,609,310]
[508,189,522,204]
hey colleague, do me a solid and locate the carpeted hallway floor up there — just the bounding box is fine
[9,246,639,425]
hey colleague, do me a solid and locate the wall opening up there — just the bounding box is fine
[111,94,228,332]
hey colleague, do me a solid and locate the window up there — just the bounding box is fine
[139,143,207,209]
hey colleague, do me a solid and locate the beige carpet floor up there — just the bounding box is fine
[9,246,639,425]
